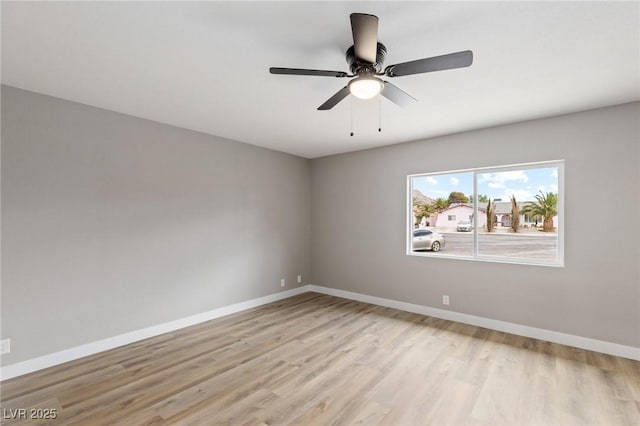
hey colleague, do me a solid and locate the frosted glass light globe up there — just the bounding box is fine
[348,76,383,99]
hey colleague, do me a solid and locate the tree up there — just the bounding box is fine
[434,198,449,211]
[430,198,449,227]
[510,194,520,233]
[521,191,558,232]
[447,191,470,205]
[468,194,488,203]
[412,198,434,227]
[486,199,496,232]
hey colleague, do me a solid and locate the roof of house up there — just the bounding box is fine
[443,202,530,215]
[440,203,486,213]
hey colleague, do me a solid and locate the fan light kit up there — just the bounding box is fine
[270,13,473,111]
[348,75,383,99]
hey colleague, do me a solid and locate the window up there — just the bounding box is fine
[408,160,563,266]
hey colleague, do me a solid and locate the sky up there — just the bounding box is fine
[412,166,559,203]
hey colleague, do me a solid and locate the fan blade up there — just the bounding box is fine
[318,86,350,110]
[350,13,379,63]
[270,67,348,77]
[382,81,417,107]
[385,50,473,77]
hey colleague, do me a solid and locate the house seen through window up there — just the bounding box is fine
[409,161,563,266]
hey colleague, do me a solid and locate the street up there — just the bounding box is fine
[434,232,558,260]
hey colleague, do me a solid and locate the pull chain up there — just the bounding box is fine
[350,97,354,136]
[378,98,382,132]
[348,97,382,135]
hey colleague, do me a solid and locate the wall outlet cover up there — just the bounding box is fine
[1,338,11,355]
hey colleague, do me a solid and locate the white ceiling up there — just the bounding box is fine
[2,1,639,158]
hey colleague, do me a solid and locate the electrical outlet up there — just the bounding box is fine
[280,278,285,288]
[1,338,10,355]
[442,295,450,306]
[297,275,302,284]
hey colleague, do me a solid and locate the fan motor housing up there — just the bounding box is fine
[346,42,387,74]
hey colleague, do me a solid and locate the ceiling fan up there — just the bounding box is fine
[270,13,473,110]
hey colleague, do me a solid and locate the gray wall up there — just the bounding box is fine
[2,85,638,368]
[311,102,640,347]
[1,86,311,365]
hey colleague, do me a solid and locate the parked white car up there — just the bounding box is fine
[457,220,473,232]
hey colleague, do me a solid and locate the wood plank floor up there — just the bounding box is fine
[1,292,639,425]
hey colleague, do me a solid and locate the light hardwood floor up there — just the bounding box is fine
[1,292,639,425]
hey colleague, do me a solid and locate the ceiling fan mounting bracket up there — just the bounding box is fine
[346,43,387,75]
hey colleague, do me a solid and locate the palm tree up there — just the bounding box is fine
[510,194,520,233]
[521,191,558,232]
[486,199,496,232]
[412,198,434,227]
[431,197,449,227]
[434,198,449,210]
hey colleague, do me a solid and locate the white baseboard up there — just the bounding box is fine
[0,286,310,381]
[2,283,637,381]
[308,284,640,361]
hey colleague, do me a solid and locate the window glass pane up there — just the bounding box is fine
[411,171,473,256]
[476,166,559,262]
[408,161,563,267]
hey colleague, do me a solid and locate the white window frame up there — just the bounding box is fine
[407,160,564,267]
